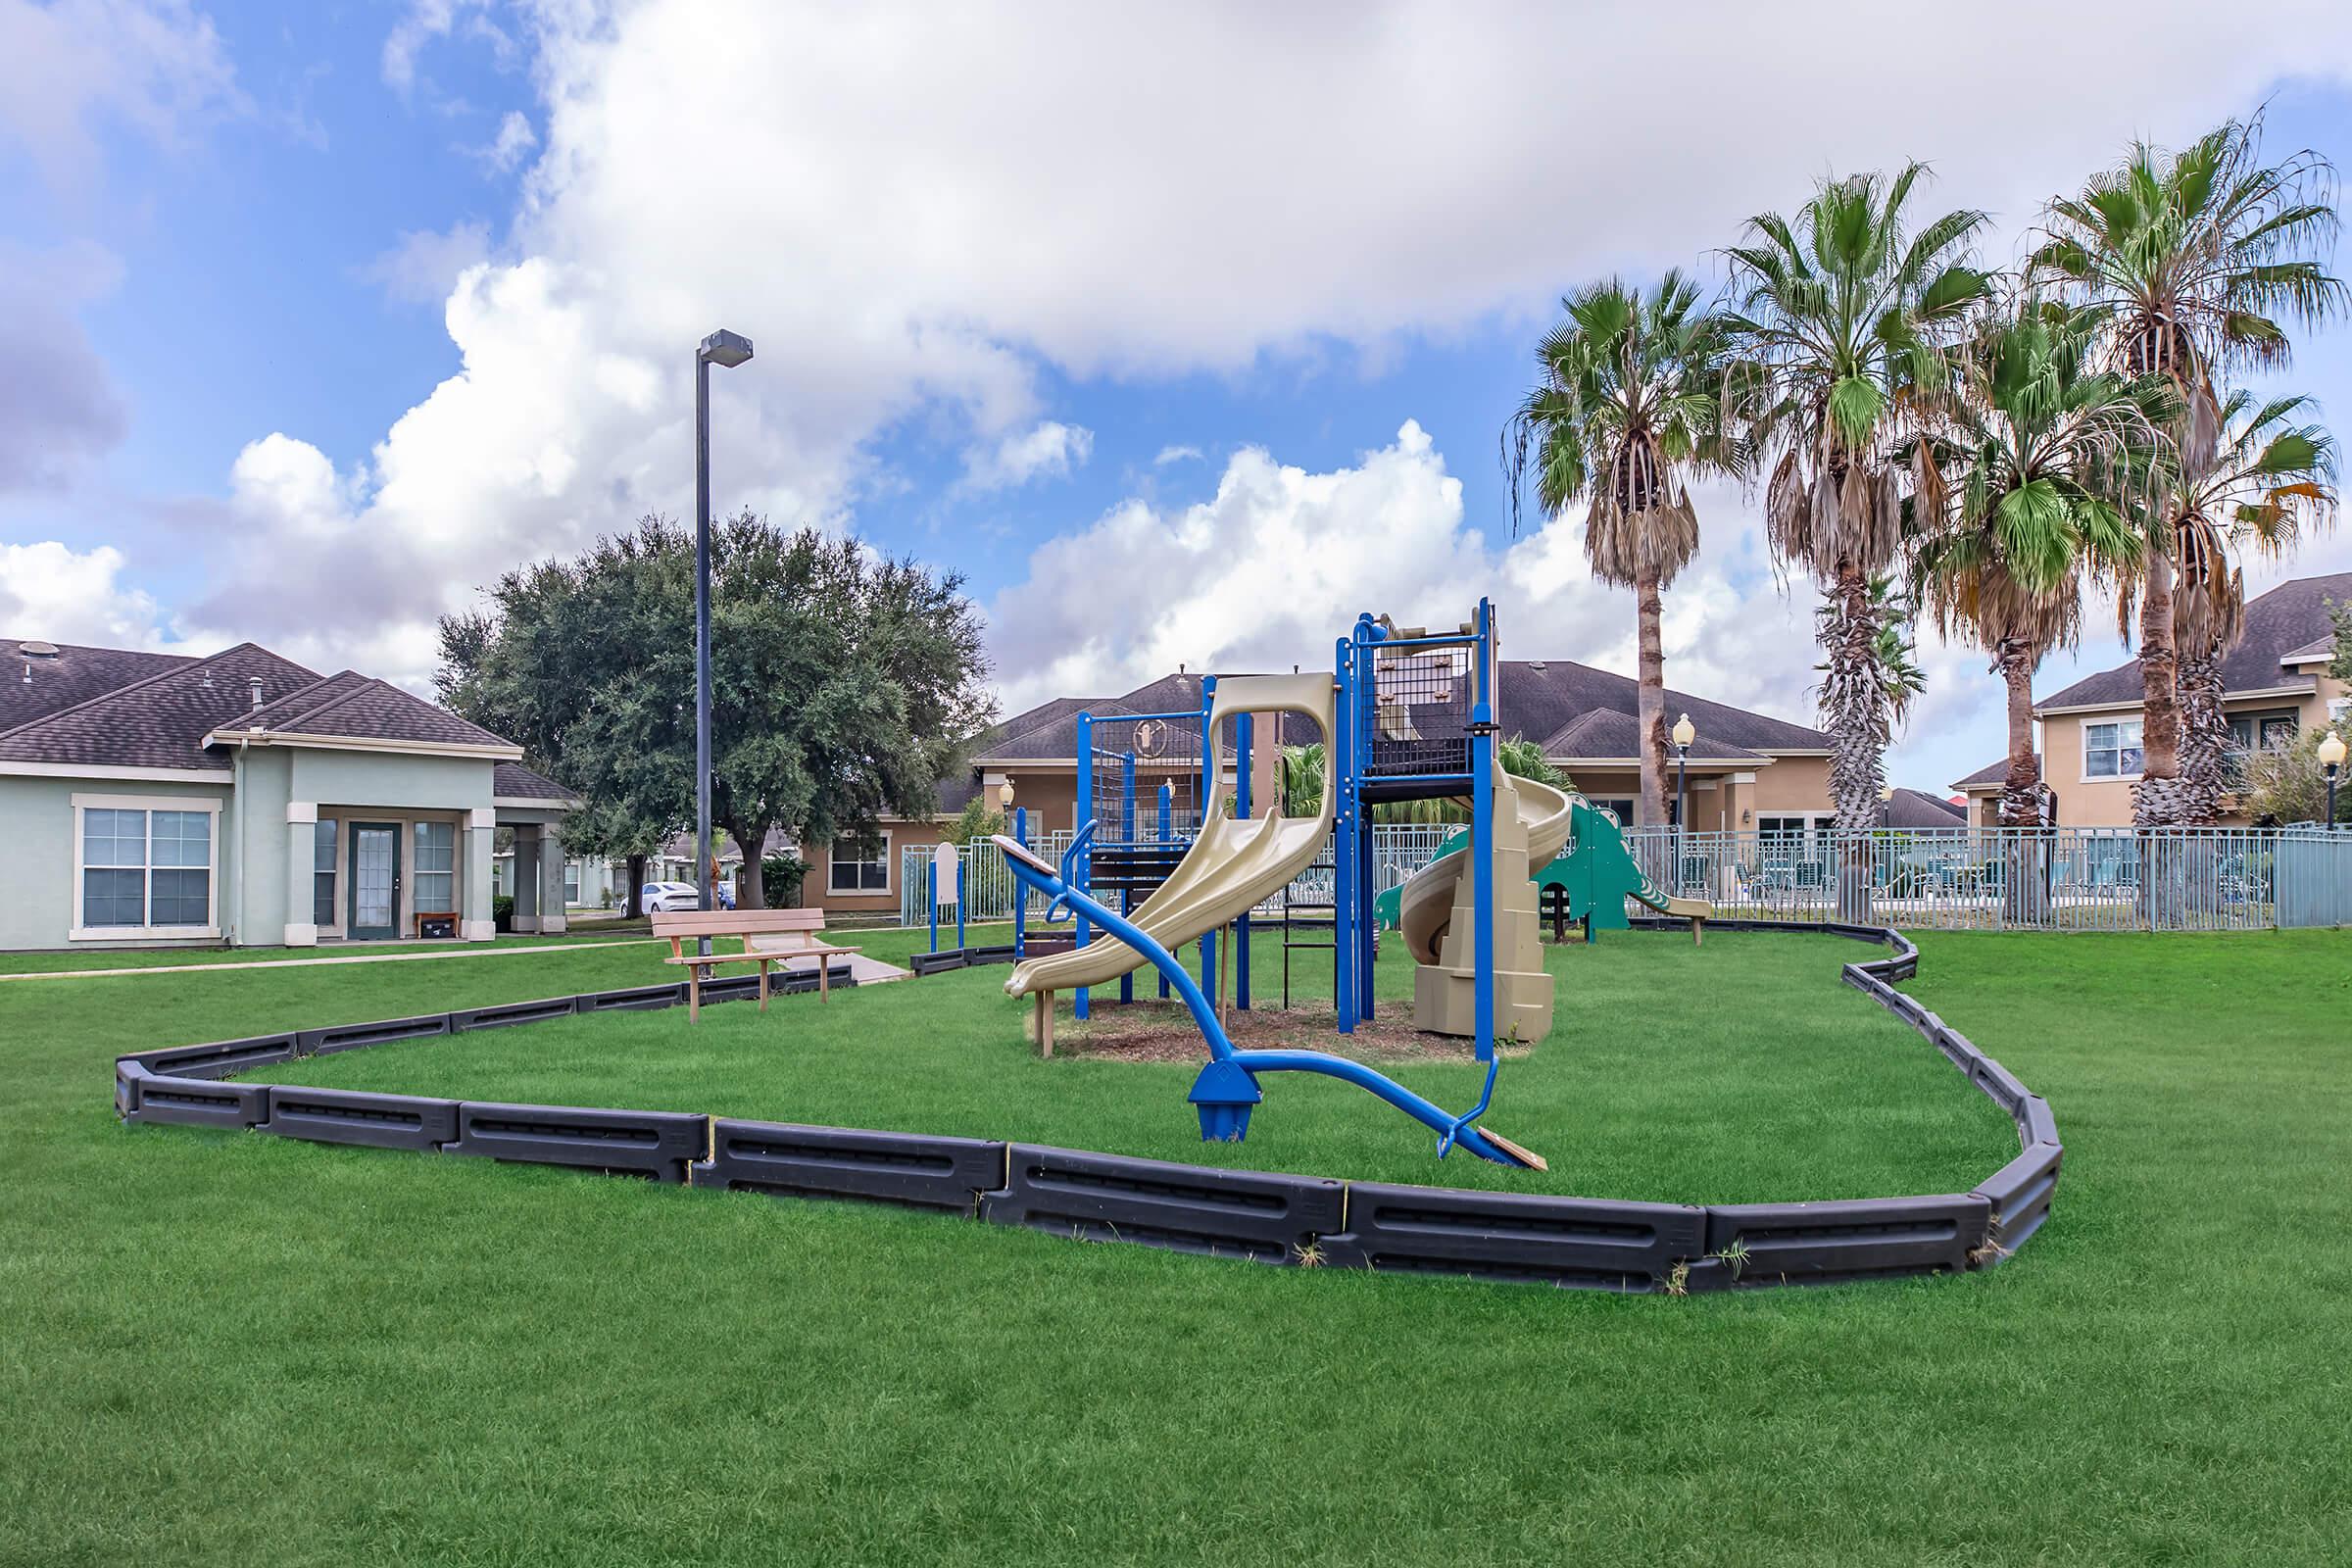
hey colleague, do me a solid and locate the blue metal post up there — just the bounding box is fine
[927,857,938,955]
[1235,710,1252,1010]
[1157,781,1173,999]
[1471,599,1495,1064]
[1012,806,1028,959]
[1120,751,1137,1004]
[956,853,965,950]
[1200,678,1218,1003]
[1334,635,1357,1034]
[1075,710,1092,1020]
[1354,620,1380,1022]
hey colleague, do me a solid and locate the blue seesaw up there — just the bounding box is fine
[993,826,1539,1168]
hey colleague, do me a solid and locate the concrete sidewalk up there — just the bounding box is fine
[0,938,653,983]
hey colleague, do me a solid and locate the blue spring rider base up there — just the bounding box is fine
[996,826,1536,1169]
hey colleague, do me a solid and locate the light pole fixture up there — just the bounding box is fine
[2321,729,2346,831]
[694,327,754,950]
[998,777,1016,812]
[1670,710,1694,829]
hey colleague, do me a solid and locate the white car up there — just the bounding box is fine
[639,881,728,913]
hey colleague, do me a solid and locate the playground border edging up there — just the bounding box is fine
[112,922,2058,1293]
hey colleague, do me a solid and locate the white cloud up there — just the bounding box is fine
[190,0,2352,704]
[0,240,128,492]
[468,108,536,174]
[360,220,494,305]
[962,420,1093,492]
[0,0,244,187]
[0,541,178,648]
[1153,445,1202,466]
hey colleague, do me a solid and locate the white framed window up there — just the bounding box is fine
[312,819,339,929]
[564,858,582,906]
[414,821,457,912]
[2083,719,2144,779]
[828,831,892,895]
[72,794,221,939]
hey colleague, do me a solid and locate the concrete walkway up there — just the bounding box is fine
[0,938,655,983]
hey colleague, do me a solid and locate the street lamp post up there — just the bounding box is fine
[2322,730,2346,831]
[1670,711,1694,888]
[694,328,754,954]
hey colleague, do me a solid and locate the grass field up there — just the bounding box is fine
[5,923,2350,1563]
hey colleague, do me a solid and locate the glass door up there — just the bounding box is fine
[349,822,401,940]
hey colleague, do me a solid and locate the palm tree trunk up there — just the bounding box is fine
[2176,637,2230,826]
[1996,637,2040,827]
[1822,563,1886,832]
[1634,564,1669,827]
[1820,562,1885,920]
[2132,549,2187,828]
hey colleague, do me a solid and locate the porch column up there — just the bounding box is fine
[282,801,319,947]
[464,808,496,941]
[513,824,541,932]
[537,824,567,934]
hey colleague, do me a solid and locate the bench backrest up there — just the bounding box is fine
[650,908,825,938]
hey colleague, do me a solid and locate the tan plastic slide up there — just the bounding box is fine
[1394,768,1576,968]
[1002,671,1338,1001]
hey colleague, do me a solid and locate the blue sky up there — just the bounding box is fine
[5,1,2352,799]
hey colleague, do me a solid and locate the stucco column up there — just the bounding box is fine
[282,801,319,947]
[464,808,496,941]
[537,824,567,934]
[513,824,541,932]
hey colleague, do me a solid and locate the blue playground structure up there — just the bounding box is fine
[996,600,1544,1170]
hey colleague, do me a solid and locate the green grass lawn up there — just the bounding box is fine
[5,924,2349,1564]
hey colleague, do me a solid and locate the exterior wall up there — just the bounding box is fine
[2035,675,2350,828]
[803,818,951,915]
[0,771,234,952]
[1748,755,1835,816]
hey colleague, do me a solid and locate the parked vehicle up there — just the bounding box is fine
[638,880,731,913]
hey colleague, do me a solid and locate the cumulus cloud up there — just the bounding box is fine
[196,0,2352,705]
[0,0,244,187]
[962,420,1093,491]
[0,541,178,648]
[468,108,536,174]
[985,423,1829,731]
[0,241,128,492]
[359,219,494,305]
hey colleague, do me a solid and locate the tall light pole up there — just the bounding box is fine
[695,328,754,951]
[2322,729,2346,831]
[1670,711,1694,886]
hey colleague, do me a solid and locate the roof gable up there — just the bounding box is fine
[1501,659,1830,754]
[231,671,514,751]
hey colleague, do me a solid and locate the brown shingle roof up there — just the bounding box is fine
[495,761,580,802]
[1539,708,1766,763]
[0,638,196,734]
[235,671,514,750]
[1886,786,1968,828]
[1501,660,1829,754]
[1952,755,2033,789]
[0,643,321,771]
[2040,571,2351,710]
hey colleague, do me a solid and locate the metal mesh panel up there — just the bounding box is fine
[1365,642,1474,777]
[1088,711,1206,842]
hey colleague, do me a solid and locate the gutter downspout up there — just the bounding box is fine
[228,737,247,948]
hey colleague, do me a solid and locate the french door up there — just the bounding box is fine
[348,822,402,940]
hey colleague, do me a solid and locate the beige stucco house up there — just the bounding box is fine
[1953,571,2350,827]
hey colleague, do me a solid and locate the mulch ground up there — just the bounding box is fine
[1049,996,1534,1064]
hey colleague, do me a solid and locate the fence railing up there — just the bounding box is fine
[899,824,2352,934]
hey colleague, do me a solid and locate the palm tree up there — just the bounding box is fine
[1503,270,1738,826]
[1724,165,1992,839]
[2032,117,2347,825]
[1818,574,1928,729]
[1912,301,2158,828]
[2166,392,2338,821]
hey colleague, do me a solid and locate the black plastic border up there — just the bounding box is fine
[113,920,2058,1292]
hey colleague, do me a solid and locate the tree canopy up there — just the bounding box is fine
[439,514,994,908]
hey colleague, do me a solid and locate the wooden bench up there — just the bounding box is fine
[648,908,862,1023]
